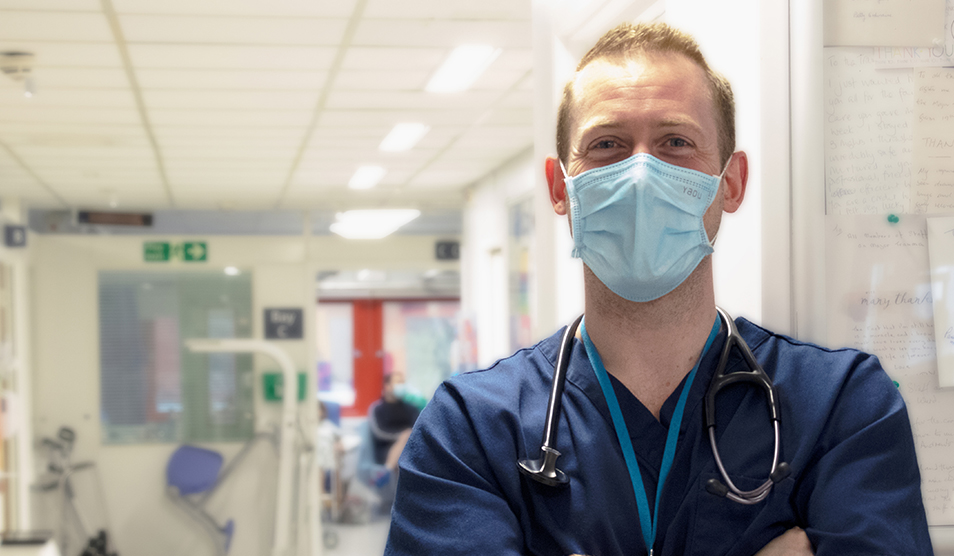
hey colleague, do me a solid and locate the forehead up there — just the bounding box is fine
[568,53,716,134]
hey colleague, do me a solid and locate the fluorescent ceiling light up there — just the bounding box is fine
[348,165,386,189]
[379,123,430,152]
[330,209,421,240]
[425,44,502,93]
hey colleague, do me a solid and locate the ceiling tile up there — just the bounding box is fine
[0,0,100,9]
[1,128,146,147]
[407,166,488,188]
[143,90,317,110]
[0,122,144,138]
[61,191,171,210]
[112,0,357,18]
[21,68,130,89]
[128,44,337,70]
[37,167,162,186]
[152,127,306,141]
[319,109,482,128]
[168,190,276,210]
[341,47,446,71]
[363,0,530,20]
[0,89,135,108]
[160,146,294,160]
[137,69,326,90]
[334,69,430,91]
[0,11,113,42]
[326,90,499,111]
[166,167,286,187]
[148,109,312,127]
[118,14,347,46]
[353,19,532,49]
[0,41,123,67]
[451,126,534,149]
[0,106,141,125]
[18,145,155,161]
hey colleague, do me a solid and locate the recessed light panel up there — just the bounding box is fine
[425,44,502,93]
[379,123,430,152]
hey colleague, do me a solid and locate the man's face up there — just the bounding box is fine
[563,53,728,239]
[384,371,407,402]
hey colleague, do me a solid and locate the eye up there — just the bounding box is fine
[594,139,619,150]
[667,137,690,148]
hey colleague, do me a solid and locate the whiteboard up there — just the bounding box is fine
[794,0,954,534]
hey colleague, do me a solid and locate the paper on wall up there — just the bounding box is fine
[927,216,954,387]
[870,0,954,67]
[826,214,954,525]
[824,0,947,47]
[824,47,913,215]
[913,68,954,214]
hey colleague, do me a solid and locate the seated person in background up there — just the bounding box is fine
[357,370,420,508]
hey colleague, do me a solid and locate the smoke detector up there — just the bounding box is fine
[0,51,35,82]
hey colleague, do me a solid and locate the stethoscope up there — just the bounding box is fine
[517,307,791,505]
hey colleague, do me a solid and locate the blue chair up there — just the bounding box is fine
[166,445,235,556]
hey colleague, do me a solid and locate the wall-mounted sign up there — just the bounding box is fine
[435,240,460,260]
[79,211,153,227]
[264,308,303,340]
[143,241,207,262]
[4,225,26,248]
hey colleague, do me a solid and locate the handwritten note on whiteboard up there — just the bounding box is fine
[827,214,954,525]
[824,0,947,47]
[927,216,954,387]
[824,47,913,215]
[872,0,954,67]
[913,68,954,214]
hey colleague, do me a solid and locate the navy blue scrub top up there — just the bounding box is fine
[385,318,932,556]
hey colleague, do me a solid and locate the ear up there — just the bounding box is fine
[545,156,568,216]
[721,151,748,214]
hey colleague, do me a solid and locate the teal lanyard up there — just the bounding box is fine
[580,317,720,556]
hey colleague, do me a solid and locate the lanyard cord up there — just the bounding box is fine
[580,316,720,555]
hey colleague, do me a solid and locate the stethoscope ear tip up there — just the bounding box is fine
[770,462,791,483]
[705,478,729,498]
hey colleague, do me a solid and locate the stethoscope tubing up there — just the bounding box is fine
[518,307,790,505]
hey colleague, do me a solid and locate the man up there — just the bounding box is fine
[385,22,931,555]
[357,370,419,508]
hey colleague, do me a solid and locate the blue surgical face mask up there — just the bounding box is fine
[562,153,729,302]
[392,383,408,400]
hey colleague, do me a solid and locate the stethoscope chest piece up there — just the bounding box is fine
[517,315,582,488]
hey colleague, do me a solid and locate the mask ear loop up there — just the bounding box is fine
[708,153,735,248]
[557,159,585,256]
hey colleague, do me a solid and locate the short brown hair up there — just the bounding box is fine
[556,22,735,167]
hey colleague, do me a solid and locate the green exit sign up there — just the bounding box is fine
[144,241,208,262]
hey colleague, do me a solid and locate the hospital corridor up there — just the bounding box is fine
[2,0,954,555]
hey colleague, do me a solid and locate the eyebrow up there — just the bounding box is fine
[578,116,703,137]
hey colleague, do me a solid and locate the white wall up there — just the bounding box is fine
[29,233,457,556]
[461,151,535,366]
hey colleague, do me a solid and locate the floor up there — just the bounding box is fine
[322,519,391,556]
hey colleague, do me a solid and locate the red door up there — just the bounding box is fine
[345,300,383,417]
